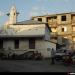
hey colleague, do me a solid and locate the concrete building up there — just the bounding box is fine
[0,6,56,58]
[0,20,56,58]
[31,12,75,50]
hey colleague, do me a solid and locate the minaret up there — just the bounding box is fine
[7,5,19,24]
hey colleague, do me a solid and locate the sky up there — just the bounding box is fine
[0,0,75,26]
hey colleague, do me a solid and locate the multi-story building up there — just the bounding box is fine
[31,12,75,50]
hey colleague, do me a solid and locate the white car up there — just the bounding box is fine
[55,52,65,61]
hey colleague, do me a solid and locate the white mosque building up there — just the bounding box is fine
[0,6,56,58]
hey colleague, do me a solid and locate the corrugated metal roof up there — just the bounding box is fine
[14,20,47,25]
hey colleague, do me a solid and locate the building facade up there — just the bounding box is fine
[31,12,75,50]
[0,6,56,58]
[0,20,56,58]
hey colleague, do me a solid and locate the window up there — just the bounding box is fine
[46,16,57,22]
[29,38,35,49]
[61,15,66,21]
[46,17,50,22]
[53,16,57,19]
[14,40,19,49]
[62,28,64,32]
[62,26,67,32]
[38,18,42,21]
[0,40,3,49]
[14,13,15,15]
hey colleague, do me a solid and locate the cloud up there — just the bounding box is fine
[37,0,47,2]
[29,11,39,17]
[32,7,39,11]
[0,11,4,16]
[28,6,50,18]
[41,10,50,15]
[64,0,69,3]
[37,0,43,2]
[28,6,39,18]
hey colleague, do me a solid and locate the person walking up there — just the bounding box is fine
[68,52,72,65]
[51,48,55,64]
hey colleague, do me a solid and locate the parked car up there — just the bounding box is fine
[54,50,66,61]
[11,51,34,60]
[55,50,75,63]
[24,51,35,59]
[55,53,65,61]
[72,55,75,64]
[11,51,43,60]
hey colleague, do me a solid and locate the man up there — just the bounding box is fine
[51,48,55,64]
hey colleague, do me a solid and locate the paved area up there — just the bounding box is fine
[0,59,75,72]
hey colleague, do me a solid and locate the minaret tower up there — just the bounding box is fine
[7,5,19,24]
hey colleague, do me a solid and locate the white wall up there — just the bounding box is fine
[3,40,14,49]
[10,24,45,36]
[3,39,56,58]
[3,39,29,55]
[44,41,56,57]
[35,39,56,58]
